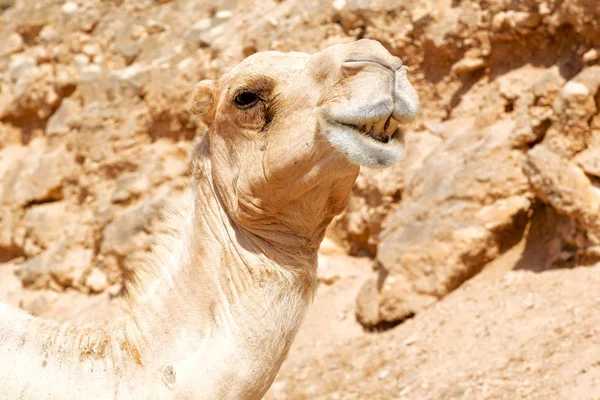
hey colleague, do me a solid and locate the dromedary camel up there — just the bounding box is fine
[0,39,418,399]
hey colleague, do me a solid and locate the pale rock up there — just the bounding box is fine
[20,202,69,254]
[17,236,92,290]
[332,0,346,11]
[176,57,195,73]
[78,64,102,83]
[329,129,442,255]
[8,54,36,81]
[583,48,599,63]
[111,172,151,203]
[357,121,531,326]
[49,246,93,289]
[82,43,101,57]
[476,197,531,231]
[46,98,80,136]
[5,142,77,206]
[214,10,232,21]
[130,25,147,41]
[491,12,508,32]
[85,268,109,293]
[317,255,341,285]
[107,284,123,297]
[451,56,486,74]
[510,11,541,29]
[101,198,166,272]
[17,252,53,289]
[538,1,551,15]
[0,263,23,307]
[525,145,600,243]
[20,291,54,316]
[31,46,50,64]
[110,63,149,91]
[424,117,476,141]
[0,207,22,260]
[146,20,168,35]
[61,1,79,15]
[187,18,212,42]
[2,33,24,55]
[561,81,590,100]
[39,25,58,42]
[576,147,600,178]
[198,25,226,47]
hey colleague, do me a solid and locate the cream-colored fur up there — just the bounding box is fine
[0,39,418,400]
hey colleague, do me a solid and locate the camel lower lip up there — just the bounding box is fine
[321,117,405,168]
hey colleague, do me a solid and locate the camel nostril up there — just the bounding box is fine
[343,60,396,73]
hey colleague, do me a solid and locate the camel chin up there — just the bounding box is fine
[320,115,405,168]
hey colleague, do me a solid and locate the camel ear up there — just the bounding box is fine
[191,80,216,127]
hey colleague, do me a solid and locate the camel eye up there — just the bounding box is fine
[234,91,260,109]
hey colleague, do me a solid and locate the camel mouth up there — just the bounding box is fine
[336,115,401,144]
[320,115,405,168]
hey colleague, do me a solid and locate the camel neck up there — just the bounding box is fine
[0,145,318,399]
[116,152,317,397]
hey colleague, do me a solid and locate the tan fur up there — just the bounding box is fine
[0,40,418,400]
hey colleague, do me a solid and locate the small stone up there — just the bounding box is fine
[333,0,346,11]
[50,246,93,289]
[82,43,100,57]
[2,33,24,55]
[198,25,225,47]
[130,25,147,40]
[46,98,80,136]
[86,268,109,293]
[317,256,341,285]
[61,1,78,15]
[146,20,168,34]
[561,81,590,100]
[214,10,232,21]
[8,55,36,81]
[188,18,211,35]
[39,25,58,42]
[399,386,411,396]
[78,64,102,83]
[575,147,600,178]
[403,336,418,346]
[511,11,541,29]
[538,2,551,15]
[451,56,486,74]
[9,142,76,206]
[176,57,194,73]
[32,46,50,64]
[491,12,508,32]
[113,63,148,89]
[107,283,123,297]
[111,172,151,204]
[73,53,90,68]
[583,49,599,64]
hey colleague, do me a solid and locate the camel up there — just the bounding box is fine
[0,39,418,399]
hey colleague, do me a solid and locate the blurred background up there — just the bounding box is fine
[1,0,600,398]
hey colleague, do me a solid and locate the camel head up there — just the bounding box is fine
[191,39,419,246]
